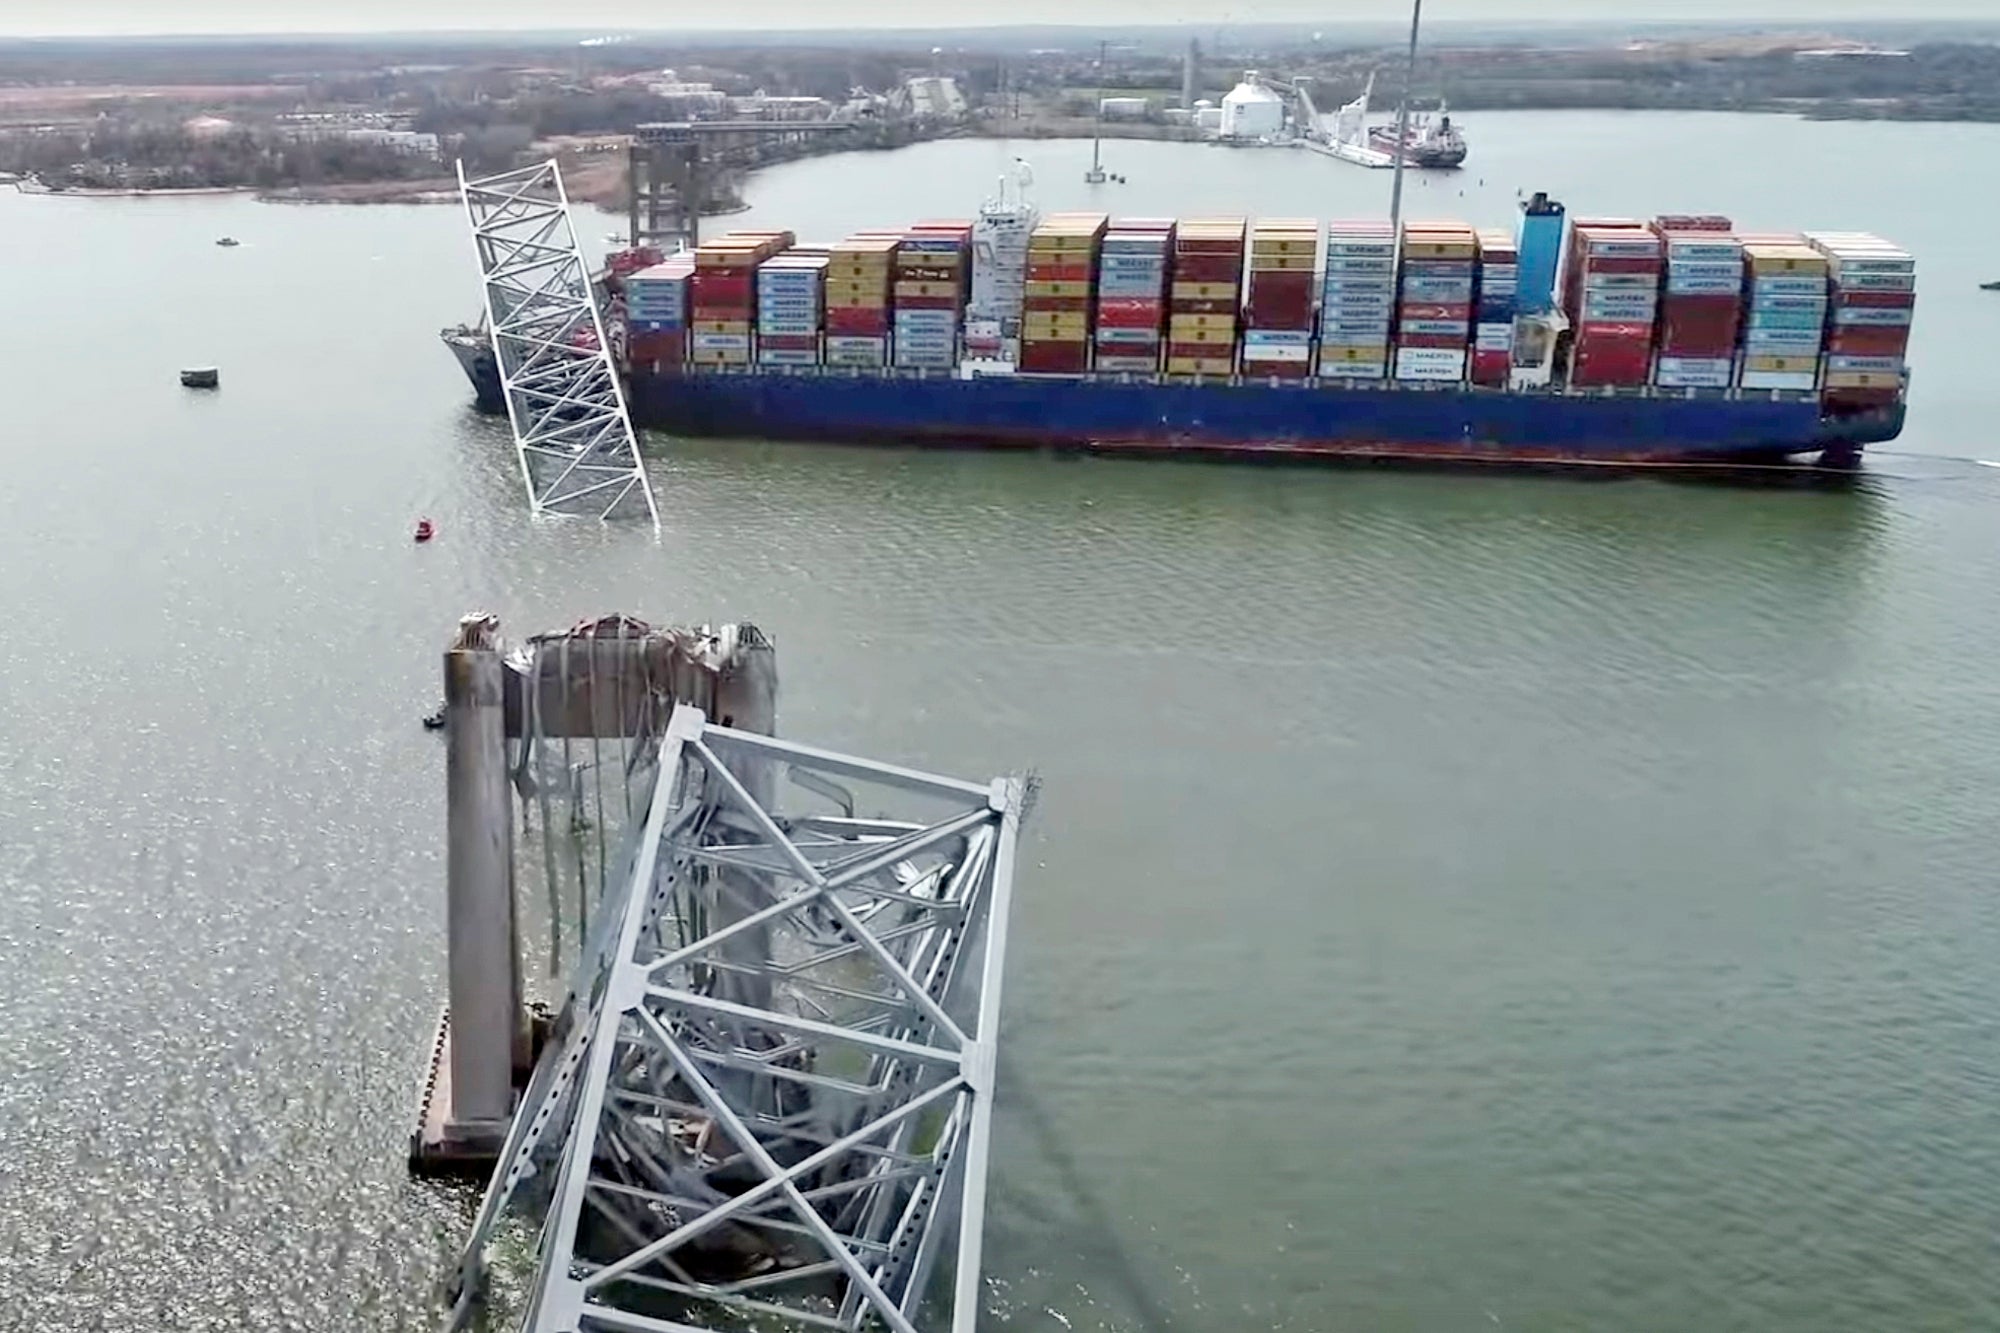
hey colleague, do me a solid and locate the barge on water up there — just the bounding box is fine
[443,191,1914,470]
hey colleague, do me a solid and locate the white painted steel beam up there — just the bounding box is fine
[458,159,659,525]
[445,705,1031,1333]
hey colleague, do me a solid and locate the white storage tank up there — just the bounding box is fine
[1195,106,1224,131]
[1219,75,1285,140]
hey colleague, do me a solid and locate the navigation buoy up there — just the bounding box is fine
[414,518,436,543]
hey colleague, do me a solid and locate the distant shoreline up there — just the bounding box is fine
[11,176,462,204]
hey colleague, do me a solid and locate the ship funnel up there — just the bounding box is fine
[1516,190,1566,315]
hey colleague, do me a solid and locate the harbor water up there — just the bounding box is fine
[2,111,1999,1330]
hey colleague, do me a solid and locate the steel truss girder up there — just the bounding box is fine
[458,159,658,525]
[446,705,1028,1333]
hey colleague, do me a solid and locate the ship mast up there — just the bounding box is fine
[1086,39,1109,184]
[1387,0,1424,242]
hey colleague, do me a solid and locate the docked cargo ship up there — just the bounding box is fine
[1369,105,1469,169]
[447,192,1914,468]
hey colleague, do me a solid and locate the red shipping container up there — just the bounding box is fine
[1018,343,1091,374]
[1248,270,1315,293]
[1470,349,1510,385]
[895,294,962,311]
[1652,215,1733,233]
[1571,342,1652,386]
[1244,301,1315,330]
[628,331,686,364]
[1834,289,1916,309]
[1399,302,1474,322]
[1397,331,1469,349]
[1096,299,1164,328]
[1027,261,1094,281]
[1174,254,1244,283]
[1169,298,1235,316]
[1167,341,1235,361]
[693,273,754,301]
[1823,387,1900,409]
[826,308,891,335]
[1024,296,1092,314]
[1176,235,1246,255]
[1240,361,1311,380]
[1826,328,1910,357]
[1574,256,1663,275]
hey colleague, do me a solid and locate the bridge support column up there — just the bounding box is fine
[440,613,521,1148]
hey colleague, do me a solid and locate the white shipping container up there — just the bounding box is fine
[1828,354,1905,373]
[1096,327,1161,345]
[1244,330,1313,347]
[1834,272,1917,292]
[1667,260,1742,281]
[1580,238,1662,259]
[1317,359,1389,379]
[1833,306,1914,327]
[1654,360,1733,388]
[1581,272,1659,291]
[1475,323,1512,352]
[757,349,821,366]
[1240,345,1311,364]
[1094,355,1159,372]
[1665,241,1743,261]
[1739,370,1819,391]
[1394,348,1468,379]
[1752,275,1826,296]
[693,333,751,351]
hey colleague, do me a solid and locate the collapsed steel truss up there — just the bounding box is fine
[447,705,1027,1333]
[458,159,658,525]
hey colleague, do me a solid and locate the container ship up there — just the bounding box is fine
[445,191,1914,469]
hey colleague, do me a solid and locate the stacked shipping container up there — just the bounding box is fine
[1565,222,1661,388]
[625,256,695,374]
[1652,215,1741,390]
[1095,219,1173,373]
[825,235,897,368]
[1473,230,1518,386]
[1021,213,1108,374]
[756,252,827,367]
[895,221,972,370]
[1396,222,1477,382]
[1168,218,1246,376]
[1318,220,1396,380]
[1808,232,1915,409]
[692,231,793,366]
[1242,219,1317,380]
[612,212,1912,415]
[1738,239,1828,391]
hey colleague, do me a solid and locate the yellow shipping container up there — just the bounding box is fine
[825,278,888,296]
[1171,282,1239,301]
[1318,343,1389,363]
[1022,313,1089,332]
[1169,313,1236,332]
[1745,354,1817,373]
[1024,280,1093,298]
[1744,244,1828,274]
[1249,254,1316,272]
[1167,325,1235,346]
[1823,370,1896,389]
[1251,238,1318,257]
[1029,234,1100,254]
[828,261,892,278]
[893,281,962,299]
[1402,241,1477,260]
[691,348,751,365]
[1166,357,1236,376]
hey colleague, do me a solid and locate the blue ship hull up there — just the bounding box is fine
[622,368,1900,468]
[448,338,1900,468]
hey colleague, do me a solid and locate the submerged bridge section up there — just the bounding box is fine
[458,159,658,524]
[429,619,1030,1333]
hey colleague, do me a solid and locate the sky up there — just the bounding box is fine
[1,0,1989,37]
